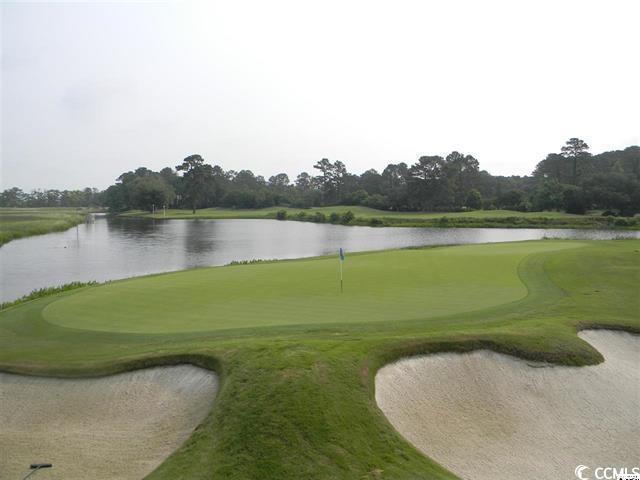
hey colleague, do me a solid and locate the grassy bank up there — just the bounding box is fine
[122,205,640,229]
[0,207,94,245]
[1,240,638,479]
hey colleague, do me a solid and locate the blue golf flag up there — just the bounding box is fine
[339,247,345,261]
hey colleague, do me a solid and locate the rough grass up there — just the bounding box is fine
[0,207,92,245]
[122,206,640,229]
[0,240,638,479]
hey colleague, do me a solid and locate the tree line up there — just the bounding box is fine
[2,139,638,216]
[0,187,102,208]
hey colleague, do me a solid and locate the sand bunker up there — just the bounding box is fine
[0,365,217,480]
[376,330,640,480]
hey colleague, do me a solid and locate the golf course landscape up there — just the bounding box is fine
[1,238,638,479]
[4,1,640,477]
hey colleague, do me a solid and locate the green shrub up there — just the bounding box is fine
[313,212,326,223]
[296,211,308,220]
[341,210,355,224]
[227,258,273,266]
[276,210,287,220]
[369,217,383,226]
[329,212,340,223]
[0,281,98,310]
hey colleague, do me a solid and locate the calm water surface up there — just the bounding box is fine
[1,216,638,302]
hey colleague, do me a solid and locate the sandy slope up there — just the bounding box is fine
[0,365,217,480]
[375,331,640,480]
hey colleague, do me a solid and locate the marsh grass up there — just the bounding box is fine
[0,207,93,245]
[0,281,98,310]
[226,258,277,266]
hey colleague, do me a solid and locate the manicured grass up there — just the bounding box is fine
[123,206,639,229]
[0,240,638,479]
[0,207,93,245]
[43,242,572,333]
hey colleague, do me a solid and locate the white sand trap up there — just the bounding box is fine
[376,330,640,480]
[0,365,217,480]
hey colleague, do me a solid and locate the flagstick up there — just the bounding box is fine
[340,259,343,293]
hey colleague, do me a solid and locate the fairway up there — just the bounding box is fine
[43,241,577,333]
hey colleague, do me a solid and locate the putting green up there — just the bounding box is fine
[43,241,581,334]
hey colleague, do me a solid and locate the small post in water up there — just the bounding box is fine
[339,247,345,293]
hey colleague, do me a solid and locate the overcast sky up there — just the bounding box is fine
[2,0,639,191]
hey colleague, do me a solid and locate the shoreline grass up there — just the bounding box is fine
[0,281,98,311]
[0,207,97,246]
[122,205,640,230]
[1,240,638,479]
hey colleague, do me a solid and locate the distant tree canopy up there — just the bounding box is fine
[532,141,639,215]
[3,139,639,216]
[0,187,102,208]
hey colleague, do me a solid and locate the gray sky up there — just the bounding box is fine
[2,0,639,191]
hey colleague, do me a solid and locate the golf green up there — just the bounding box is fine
[43,241,579,333]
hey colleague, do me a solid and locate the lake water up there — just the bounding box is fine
[1,216,638,302]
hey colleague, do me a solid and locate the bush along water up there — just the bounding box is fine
[0,281,98,310]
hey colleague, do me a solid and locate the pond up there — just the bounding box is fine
[1,216,638,302]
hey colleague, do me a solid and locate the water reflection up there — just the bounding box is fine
[1,217,638,302]
[184,220,219,257]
